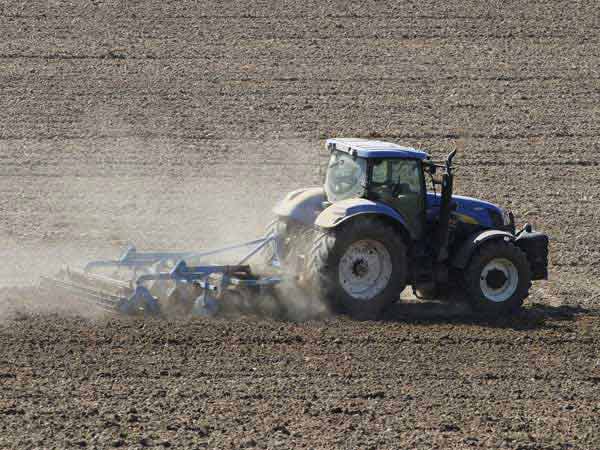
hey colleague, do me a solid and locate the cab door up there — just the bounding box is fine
[369,158,426,240]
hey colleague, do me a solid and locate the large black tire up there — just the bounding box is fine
[464,240,532,315]
[307,217,407,320]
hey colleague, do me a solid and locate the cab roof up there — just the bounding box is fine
[326,138,429,160]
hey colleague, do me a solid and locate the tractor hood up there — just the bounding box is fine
[426,192,508,229]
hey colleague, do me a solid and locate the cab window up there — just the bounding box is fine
[370,159,423,197]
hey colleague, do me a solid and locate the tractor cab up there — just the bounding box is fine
[323,138,430,240]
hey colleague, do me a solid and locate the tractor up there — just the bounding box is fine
[268,138,549,319]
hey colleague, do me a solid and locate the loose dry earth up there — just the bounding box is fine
[1,1,600,449]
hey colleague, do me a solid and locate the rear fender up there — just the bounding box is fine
[272,187,325,226]
[315,198,415,240]
[451,229,515,268]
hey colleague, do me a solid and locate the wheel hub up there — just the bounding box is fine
[352,259,369,278]
[485,268,507,290]
[479,258,519,303]
[338,239,392,301]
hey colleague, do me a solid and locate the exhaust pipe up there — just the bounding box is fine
[436,149,457,262]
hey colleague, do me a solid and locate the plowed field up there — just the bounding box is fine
[1,1,599,449]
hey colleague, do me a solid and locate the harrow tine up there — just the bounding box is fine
[63,268,132,293]
[39,276,122,314]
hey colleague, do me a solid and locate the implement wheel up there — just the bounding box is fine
[307,217,407,320]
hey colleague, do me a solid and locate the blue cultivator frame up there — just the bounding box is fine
[41,232,285,316]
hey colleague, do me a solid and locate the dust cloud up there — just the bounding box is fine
[0,138,331,321]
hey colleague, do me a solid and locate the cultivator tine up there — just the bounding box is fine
[163,282,203,317]
[40,275,123,314]
[64,268,132,295]
[118,286,160,316]
[147,279,171,300]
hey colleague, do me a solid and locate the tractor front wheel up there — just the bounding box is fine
[307,218,407,320]
[464,240,531,315]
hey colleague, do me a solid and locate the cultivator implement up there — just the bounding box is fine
[40,234,285,317]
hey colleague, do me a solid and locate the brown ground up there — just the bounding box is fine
[1,1,600,449]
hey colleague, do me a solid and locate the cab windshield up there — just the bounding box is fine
[325,150,367,202]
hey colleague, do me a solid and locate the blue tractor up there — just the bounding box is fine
[270,138,549,319]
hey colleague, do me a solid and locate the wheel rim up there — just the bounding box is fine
[338,239,393,300]
[479,258,519,303]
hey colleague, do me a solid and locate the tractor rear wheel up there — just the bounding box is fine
[464,240,531,315]
[307,217,407,320]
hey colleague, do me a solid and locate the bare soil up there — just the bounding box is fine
[1,1,599,449]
